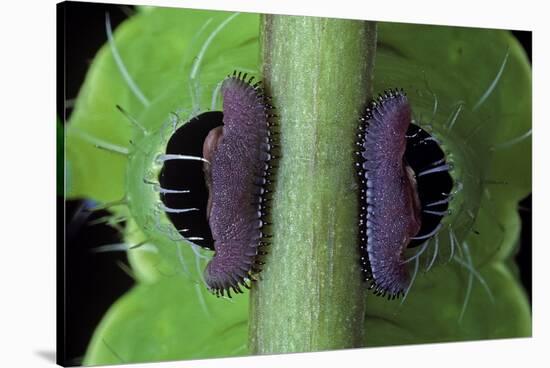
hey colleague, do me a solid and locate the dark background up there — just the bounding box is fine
[57,1,533,366]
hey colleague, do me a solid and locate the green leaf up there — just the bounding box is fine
[365,262,531,346]
[66,8,260,203]
[374,23,531,266]
[83,276,249,365]
[365,23,531,344]
[66,7,260,279]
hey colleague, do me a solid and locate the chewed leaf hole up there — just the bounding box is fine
[405,123,454,248]
[158,111,224,250]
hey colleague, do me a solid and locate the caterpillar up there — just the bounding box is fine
[147,72,278,298]
[356,89,454,299]
[189,72,277,297]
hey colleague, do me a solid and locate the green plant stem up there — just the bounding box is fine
[249,15,377,354]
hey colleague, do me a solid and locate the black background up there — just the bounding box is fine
[57,1,533,366]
